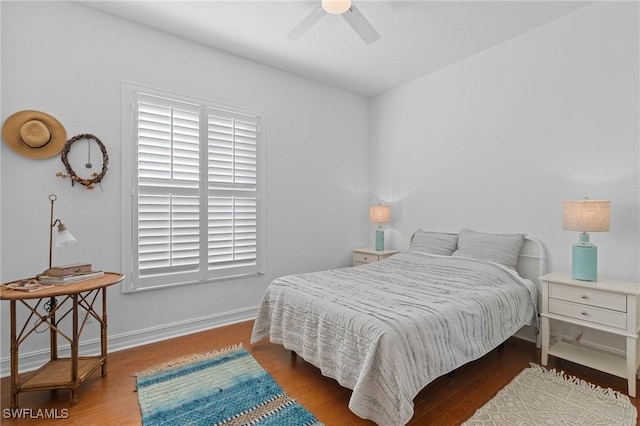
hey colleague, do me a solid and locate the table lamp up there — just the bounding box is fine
[562,198,610,282]
[369,204,390,251]
[45,194,77,274]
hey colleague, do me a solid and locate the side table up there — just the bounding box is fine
[539,272,640,397]
[353,248,399,266]
[0,272,124,408]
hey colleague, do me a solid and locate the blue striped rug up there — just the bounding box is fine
[135,345,323,426]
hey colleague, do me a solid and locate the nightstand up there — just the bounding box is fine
[353,248,399,266]
[539,272,640,397]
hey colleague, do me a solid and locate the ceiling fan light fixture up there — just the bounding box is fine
[322,0,351,15]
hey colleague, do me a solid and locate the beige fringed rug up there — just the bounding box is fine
[463,363,637,425]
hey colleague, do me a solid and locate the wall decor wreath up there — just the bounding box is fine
[57,133,109,190]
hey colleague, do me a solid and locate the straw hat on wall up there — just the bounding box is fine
[2,110,67,159]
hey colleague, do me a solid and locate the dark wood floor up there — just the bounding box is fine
[1,320,638,425]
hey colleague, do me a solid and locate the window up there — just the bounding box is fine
[121,85,264,292]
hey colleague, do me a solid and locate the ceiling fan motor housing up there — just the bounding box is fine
[322,0,352,15]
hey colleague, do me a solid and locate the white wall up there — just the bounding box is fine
[1,0,638,375]
[370,1,639,282]
[0,1,369,373]
[369,1,639,352]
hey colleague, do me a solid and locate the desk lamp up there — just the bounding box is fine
[44,194,77,274]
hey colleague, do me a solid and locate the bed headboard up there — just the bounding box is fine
[516,236,547,288]
[408,230,547,288]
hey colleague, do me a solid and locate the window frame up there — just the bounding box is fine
[121,83,265,293]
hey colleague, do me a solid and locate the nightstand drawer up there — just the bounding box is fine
[549,284,626,312]
[353,248,399,266]
[354,252,379,264]
[549,299,627,329]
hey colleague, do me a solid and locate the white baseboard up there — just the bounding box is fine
[0,305,258,378]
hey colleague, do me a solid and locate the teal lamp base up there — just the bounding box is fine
[375,228,384,251]
[572,232,597,282]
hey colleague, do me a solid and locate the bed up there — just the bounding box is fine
[251,229,547,426]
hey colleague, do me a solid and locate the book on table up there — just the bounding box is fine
[38,270,104,284]
[5,281,55,292]
[42,263,92,277]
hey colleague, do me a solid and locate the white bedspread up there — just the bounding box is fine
[251,251,537,426]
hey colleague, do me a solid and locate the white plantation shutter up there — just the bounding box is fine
[208,110,258,188]
[207,109,259,277]
[124,86,263,292]
[138,194,200,274]
[137,95,201,285]
[208,196,257,272]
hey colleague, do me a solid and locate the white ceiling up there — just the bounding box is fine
[81,1,589,97]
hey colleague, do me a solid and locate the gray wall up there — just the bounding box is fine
[368,2,639,351]
[370,2,639,282]
[0,1,370,373]
[1,1,638,375]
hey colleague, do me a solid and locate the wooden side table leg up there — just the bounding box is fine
[71,294,79,405]
[70,388,79,407]
[101,287,108,376]
[49,297,58,361]
[10,300,18,409]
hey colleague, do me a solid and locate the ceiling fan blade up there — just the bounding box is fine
[286,7,326,40]
[342,5,380,44]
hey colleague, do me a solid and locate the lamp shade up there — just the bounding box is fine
[563,199,611,232]
[55,223,77,247]
[322,0,351,14]
[369,205,390,224]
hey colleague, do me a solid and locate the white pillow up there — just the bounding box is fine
[452,229,524,269]
[409,230,458,256]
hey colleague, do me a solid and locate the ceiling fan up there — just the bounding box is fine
[286,0,380,45]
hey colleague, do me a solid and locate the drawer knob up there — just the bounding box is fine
[581,295,588,299]
[363,257,368,260]
[581,311,588,316]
